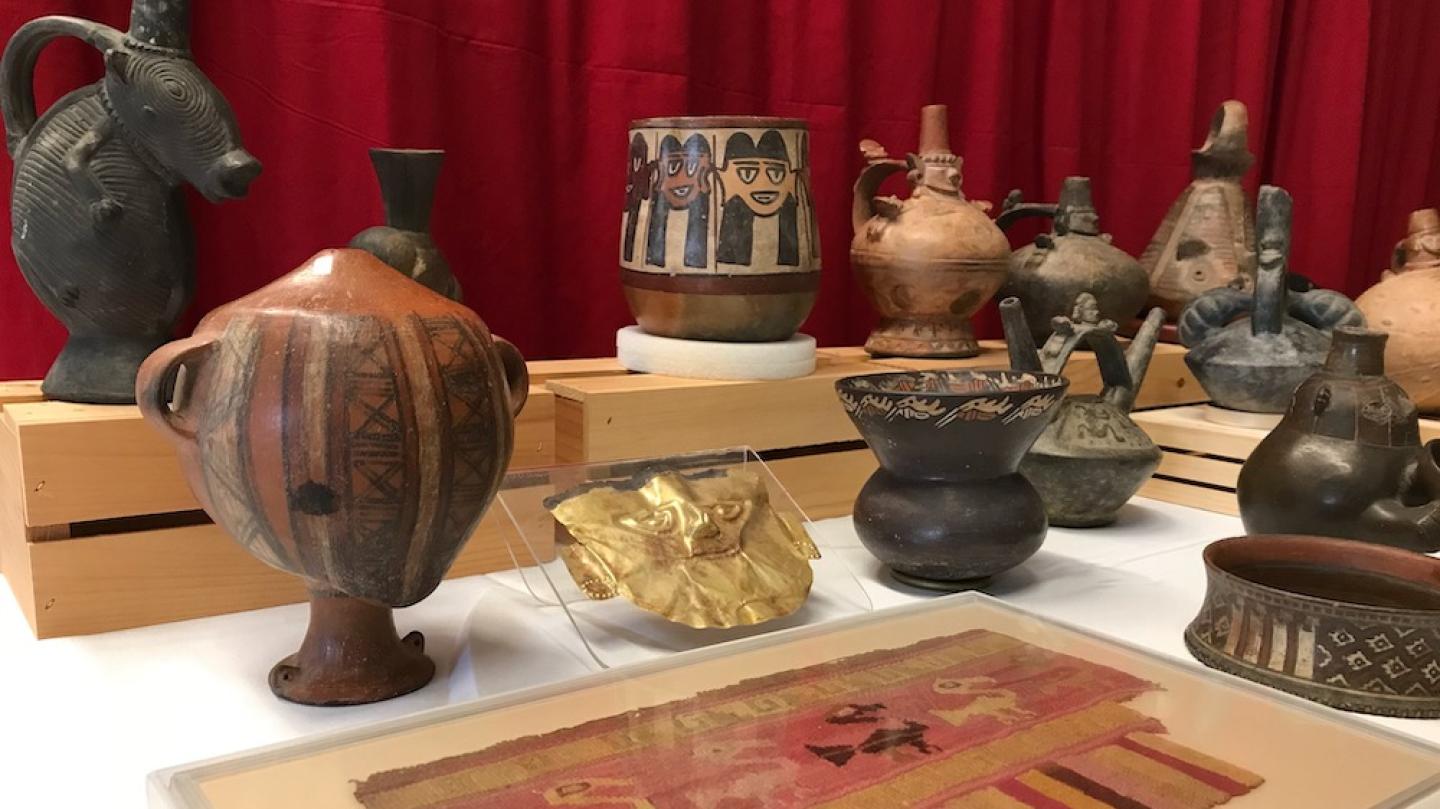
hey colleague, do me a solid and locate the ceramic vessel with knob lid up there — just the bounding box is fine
[135,248,528,705]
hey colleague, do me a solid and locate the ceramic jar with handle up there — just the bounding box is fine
[852,105,1010,358]
[136,248,528,705]
[1356,208,1440,414]
[620,116,820,342]
[1237,327,1440,553]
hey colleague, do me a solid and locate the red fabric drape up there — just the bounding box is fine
[2,1,1438,378]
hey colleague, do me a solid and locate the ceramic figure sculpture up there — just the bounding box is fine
[837,369,1066,589]
[2,0,261,403]
[852,105,1010,358]
[1356,208,1440,414]
[996,177,1149,344]
[1001,294,1166,527]
[1237,327,1440,552]
[135,249,529,705]
[1187,534,1440,717]
[350,148,462,300]
[1142,100,1256,320]
[1179,185,1363,413]
[620,117,819,342]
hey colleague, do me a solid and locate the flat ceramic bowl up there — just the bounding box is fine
[1186,534,1440,717]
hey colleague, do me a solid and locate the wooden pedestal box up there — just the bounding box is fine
[1135,404,1440,516]
[550,342,1204,521]
[0,378,563,639]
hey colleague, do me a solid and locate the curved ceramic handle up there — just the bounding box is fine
[851,144,907,234]
[1177,287,1251,348]
[994,189,1057,231]
[493,336,529,417]
[1,16,122,155]
[135,335,219,444]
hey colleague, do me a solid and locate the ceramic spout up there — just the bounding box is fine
[129,0,191,50]
[1191,99,1254,180]
[1250,185,1292,336]
[999,297,1044,373]
[370,148,444,233]
[1110,307,1166,413]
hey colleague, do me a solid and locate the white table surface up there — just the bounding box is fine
[3,498,1439,808]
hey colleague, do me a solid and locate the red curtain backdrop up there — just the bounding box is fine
[3,0,1439,377]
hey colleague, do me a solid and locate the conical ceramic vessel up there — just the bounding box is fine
[997,177,1149,343]
[852,105,1010,357]
[350,148,463,300]
[136,249,528,705]
[1356,208,1440,414]
[1001,294,1166,527]
[1142,100,1256,321]
[837,369,1066,589]
[1179,185,1363,413]
[1237,327,1440,552]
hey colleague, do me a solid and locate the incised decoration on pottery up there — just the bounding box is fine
[2,0,261,403]
[1356,207,1440,415]
[620,117,820,342]
[996,177,1149,344]
[1187,534,1440,718]
[1002,294,1166,527]
[1141,100,1256,321]
[136,249,529,705]
[1179,185,1363,413]
[837,369,1067,590]
[350,147,462,300]
[1237,327,1440,553]
[545,466,820,629]
[852,104,1010,358]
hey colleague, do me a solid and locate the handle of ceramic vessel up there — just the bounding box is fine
[994,191,1057,232]
[1176,286,1252,348]
[1287,289,1365,332]
[494,336,529,417]
[851,157,907,233]
[1,16,122,155]
[135,335,219,444]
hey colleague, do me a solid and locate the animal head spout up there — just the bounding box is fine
[103,44,260,200]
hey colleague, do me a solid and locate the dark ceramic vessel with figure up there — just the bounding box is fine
[136,249,529,706]
[996,177,1150,344]
[1179,185,1363,413]
[837,369,1067,589]
[2,0,260,403]
[620,116,820,342]
[1237,327,1440,552]
[1001,294,1166,527]
[350,148,462,301]
[852,105,1010,358]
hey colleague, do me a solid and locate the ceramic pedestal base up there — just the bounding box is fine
[617,326,816,380]
[44,332,165,404]
[853,469,1047,590]
[864,317,979,359]
[269,593,435,706]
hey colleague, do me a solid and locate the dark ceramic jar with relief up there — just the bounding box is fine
[136,249,528,705]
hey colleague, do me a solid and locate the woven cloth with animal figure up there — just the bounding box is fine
[353,629,1263,808]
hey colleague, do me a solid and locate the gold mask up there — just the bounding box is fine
[546,467,820,628]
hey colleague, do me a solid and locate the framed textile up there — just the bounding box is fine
[150,595,1440,808]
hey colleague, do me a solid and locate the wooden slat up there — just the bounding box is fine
[0,418,33,624]
[0,381,44,405]
[525,358,628,385]
[1132,406,1267,459]
[1156,450,1243,489]
[1137,476,1239,516]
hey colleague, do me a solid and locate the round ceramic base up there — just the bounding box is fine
[1049,513,1119,529]
[617,326,816,380]
[269,630,434,707]
[1201,404,1283,430]
[889,568,990,592]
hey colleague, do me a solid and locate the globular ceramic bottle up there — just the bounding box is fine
[1142,100,1256,321]
[1356,208,1440,414]
[997,177,1150,344]
[350,148,463,300]
[851,105,1010,358]
[1237,327,1440,552]
[1001,294,1166,527]
[1179,185,1363,412]
[136,249,528,705]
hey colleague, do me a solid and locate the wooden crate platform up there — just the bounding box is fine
[1133,404,1440,516]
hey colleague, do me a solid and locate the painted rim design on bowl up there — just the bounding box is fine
[836,370,1069,427]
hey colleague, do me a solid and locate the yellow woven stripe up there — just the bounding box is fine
[1127,731,1264,788]
[362,632,1025,808]
[1072,745,1227,808]
[940,786,1032,808]
[811,701,1148,809]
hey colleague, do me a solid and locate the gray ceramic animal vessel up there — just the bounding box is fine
[1002,293,1165,527]
[1179,186,1362,413]
[2,0,260,403]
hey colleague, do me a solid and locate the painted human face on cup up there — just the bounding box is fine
[625,133,652,208]
[717,131,796,217]
[657,134,712,209]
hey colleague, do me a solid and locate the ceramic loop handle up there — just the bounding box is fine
[493,336,529,417]
[135,334,219,444]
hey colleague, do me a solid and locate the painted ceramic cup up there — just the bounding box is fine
[837,369,1067,590]
[620,116,821,342]
[136,249,528,706]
